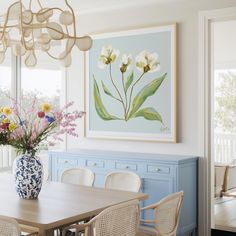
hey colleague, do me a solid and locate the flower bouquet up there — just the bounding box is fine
[0,98,84,199]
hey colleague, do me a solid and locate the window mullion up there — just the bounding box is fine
[11,53,17,100]
[11,54,21,102]
[16,56,21,103]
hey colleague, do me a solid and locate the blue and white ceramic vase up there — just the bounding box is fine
[13,151,43,199]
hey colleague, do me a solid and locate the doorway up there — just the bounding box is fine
[199,7,236,236]
[212,19,236,233]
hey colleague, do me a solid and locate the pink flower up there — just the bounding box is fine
[0,123,9,130]
[30,132,37,142]
[54,111,63,120]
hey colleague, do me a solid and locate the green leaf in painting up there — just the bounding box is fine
[125,71,134,93]
[101,81,114,97]
[93,78,119,120]
[128,73,167,119]
[132,107,163,123]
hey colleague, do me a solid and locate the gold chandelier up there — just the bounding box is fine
[0,0,92,67]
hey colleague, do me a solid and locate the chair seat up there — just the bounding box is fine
[137,225,157,236]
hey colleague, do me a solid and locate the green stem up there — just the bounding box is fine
[121,73,128,119]
[127,72,145,116]
[109,64,126,118]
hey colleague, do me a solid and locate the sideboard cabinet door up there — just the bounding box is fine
[142,177,174,220]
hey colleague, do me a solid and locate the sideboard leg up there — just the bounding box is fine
[191,229,196,236]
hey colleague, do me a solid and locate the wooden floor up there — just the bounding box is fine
[214,197,236,232]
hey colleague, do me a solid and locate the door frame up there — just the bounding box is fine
[198,7,236,236]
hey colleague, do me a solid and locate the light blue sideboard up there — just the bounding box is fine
[49,149,198,236]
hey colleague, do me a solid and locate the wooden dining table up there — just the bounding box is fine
[0,173,148,236]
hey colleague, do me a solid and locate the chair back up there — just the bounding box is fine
[43,167,49,182]
[105,171,141,192]
[61,168,95,186]
[0,215,20,236]
[91,200,140,236]
[155,191,184,236]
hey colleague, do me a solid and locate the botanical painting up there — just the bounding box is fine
[86,25,176,142]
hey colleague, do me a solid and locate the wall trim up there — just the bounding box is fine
[198,6,236,236]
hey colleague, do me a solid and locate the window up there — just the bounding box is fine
[0,50,13,170]
[214,69,236,163]
[21,52,63,151]
[0,49,64,170]
[21,51,61,109]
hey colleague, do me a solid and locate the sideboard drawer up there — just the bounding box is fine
[86,160,105,168]
[147,165,170,174]
[115,162,137,171]
[57,158,78,166]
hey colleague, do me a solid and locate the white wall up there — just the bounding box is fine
[65,0,236,156]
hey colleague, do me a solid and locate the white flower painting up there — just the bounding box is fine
[86,25,177,142]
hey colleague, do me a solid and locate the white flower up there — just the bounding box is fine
[98,45,119,69]
[135,50,160,73]
[120,54,132,73]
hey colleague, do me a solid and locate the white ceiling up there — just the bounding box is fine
[0,0,186,14]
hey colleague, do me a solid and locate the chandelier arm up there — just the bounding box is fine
[46,51,67,60]
[46,41,74,60]
[65,0,76,38]
[0,2,19,41]
[19,0,31,51]
[35,7,64,15]
[37,0,43,9]
[0,25,19,29]
[65,26,69,35]
[45,26,67,38]
[29,0,32,10]
[18,24,68,39]
[31,23,36,51]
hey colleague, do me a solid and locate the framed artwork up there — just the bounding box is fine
[85,24,177,142]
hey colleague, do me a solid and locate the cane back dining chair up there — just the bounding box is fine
[0,215,38,236]
[62,200,140,236]
[137,191,184,236]
[61,167,95,186]
[0,215,20,236]
[104,171,142,192]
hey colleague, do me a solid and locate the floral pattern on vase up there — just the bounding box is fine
[13,152,43,199]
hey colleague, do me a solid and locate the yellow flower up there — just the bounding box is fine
[41,103,51,113]
[3,118,10,123]
[0,107,3,113]
[3,107,12,116]
[9,123,17,132]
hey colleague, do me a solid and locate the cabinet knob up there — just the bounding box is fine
[125,166,130,169]
[65,160,68,164]
[156,168,161,172]
[93,163,97,166]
